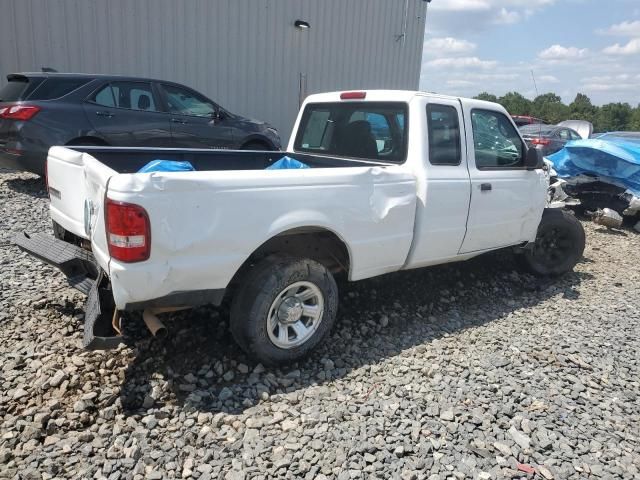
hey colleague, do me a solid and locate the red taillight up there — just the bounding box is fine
[0,104,41,121]
[340,91,366,100]
[531,138,551,146]
[106,199,151,263]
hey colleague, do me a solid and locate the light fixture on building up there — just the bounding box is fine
[294,20,310,29]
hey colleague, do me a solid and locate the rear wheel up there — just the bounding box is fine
[519,209,585,276]
[230,256,338,365]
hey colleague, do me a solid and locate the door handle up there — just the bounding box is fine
[480,183,492,191]
[171,118,187,124]
[95,111,114,118]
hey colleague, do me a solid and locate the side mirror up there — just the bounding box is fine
[525,146,544,170]
[209,109,225,122]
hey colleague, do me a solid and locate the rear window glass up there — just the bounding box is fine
[0,79,30,102]
[520,124,555,135]
[294,102,408,163]
[29,78,91,100]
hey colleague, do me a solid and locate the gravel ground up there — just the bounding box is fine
[1,170,639,480]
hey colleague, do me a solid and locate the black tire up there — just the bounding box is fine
[519,209,586,276]
[241,141,271,151]
[230,256,338,365]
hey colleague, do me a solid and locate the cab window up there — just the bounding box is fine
[294,102,408,163]
[471,109,525,169]
[427,104,461,166]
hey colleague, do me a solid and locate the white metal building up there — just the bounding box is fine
[0,0,428,141]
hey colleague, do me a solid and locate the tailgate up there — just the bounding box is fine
[47,146,115,262]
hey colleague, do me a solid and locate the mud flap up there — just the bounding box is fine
[84,272,125,350]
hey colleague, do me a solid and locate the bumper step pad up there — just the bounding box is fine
[13,232,97,294]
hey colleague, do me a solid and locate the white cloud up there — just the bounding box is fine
[581,83,637,92]
[432,0,554,12]
[426,0,557,34]
[423,37,476,56]
[446,80,475,87]
[598,20,640,37]
[538,45,589,60]
[423,57,498,70]
[537,75,559,83]
[603,38,640,55]
[430,0,491,12]
[494,8,520,25]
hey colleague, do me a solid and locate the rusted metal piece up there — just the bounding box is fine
[591,208,623,229]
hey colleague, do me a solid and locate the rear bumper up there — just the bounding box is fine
[0,148,46,175]
[12,232,122,349]
[13,231,226,350]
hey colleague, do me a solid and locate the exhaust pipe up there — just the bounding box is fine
[142,309,167,338]
[142,307,190,338]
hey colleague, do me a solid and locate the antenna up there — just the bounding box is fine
[530,70,539,98]
[531,70,543,138]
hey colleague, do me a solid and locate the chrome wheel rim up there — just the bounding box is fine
[267,281,324,349]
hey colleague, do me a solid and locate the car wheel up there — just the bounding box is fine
[230,255,338,365]
[518,209,586,276]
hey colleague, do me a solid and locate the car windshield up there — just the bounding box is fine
[520,125,555,135]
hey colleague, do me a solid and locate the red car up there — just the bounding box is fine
[512,115,545,127]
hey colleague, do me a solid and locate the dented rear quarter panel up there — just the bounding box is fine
[105,165,417,309]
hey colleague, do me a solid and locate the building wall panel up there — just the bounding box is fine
[0,0,427,141]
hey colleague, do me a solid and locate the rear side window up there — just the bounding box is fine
[0,77,44,101]
[294,102,408,163]
[427,104,461,166]
[91,82,158,112]
[471,109,525,169]
[29,78,91,100]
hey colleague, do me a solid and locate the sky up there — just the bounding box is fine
[419,0,640,106]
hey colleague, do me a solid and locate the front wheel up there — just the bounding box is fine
[230,256,338,365]
[519,209,586,276]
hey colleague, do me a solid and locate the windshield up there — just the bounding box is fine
[520,125,555,135]
[294,102,408,163]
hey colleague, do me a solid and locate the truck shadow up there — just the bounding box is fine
[4,174,48,198]
[119,251,592,417]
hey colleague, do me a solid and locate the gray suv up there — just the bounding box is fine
[0,73,281,175]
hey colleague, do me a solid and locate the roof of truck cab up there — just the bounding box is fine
[304,90,495,106]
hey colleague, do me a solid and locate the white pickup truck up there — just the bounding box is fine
[15,90,585,365]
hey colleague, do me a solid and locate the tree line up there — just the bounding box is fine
[474,92,640,133]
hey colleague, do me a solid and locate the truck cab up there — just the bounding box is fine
[289,91,548,267]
